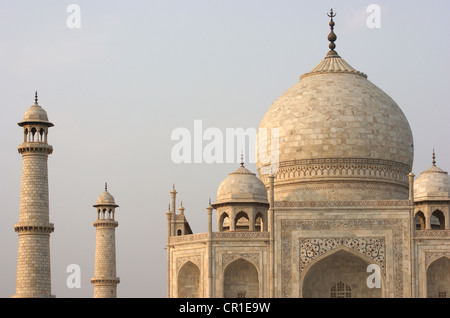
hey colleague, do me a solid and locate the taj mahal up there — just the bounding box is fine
[164,10,450,298]
[11,10,450,298]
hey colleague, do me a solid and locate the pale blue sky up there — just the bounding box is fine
[0,1,448,297]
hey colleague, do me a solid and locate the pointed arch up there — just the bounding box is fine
[235,211,249,231]
[30,127,37,142]
[223,258,259,298]
[415,211,426,230]
[24,128,29,142]
[300,246,385,298]
[39,128,45,142]
[426,256,450,298]
[177,261,200,298]
[255,212,264,232]
[219,212,230,231]
[431,210,445,230]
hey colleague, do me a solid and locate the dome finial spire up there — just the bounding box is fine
[105,182,108,191]
[327,8,338,56]
[432,149,436,166]
[240,151,244,167]
[34,91,38,105]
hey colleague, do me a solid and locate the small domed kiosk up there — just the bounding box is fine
[414,151,450,230]
[213,159,269,232]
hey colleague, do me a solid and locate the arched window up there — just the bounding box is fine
[415,211,426,230]
[177,229,182,236]
[31,127,37,142]
[255,213,264,232]
[431,210,445,230]
[220,213,230,232]
[330,281,352,298]
[235,211,249,231]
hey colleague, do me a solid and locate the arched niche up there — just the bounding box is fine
[301,248,384,298]
[427,256,450,298]
[223,258,259,298]
[177,261,200,298]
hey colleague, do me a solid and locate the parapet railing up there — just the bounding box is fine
[169,231,269,244]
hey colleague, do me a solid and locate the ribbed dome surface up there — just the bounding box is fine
[300,54,367,79]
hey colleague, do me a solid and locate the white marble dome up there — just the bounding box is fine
[256,49,414,201]
[23,104,50,122]
[414,164,450,202]
[216,164,268,204]
[93,186,119,207]
[18,94,53,127]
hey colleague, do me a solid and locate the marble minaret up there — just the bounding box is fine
[14,92,54,298]
[91,184,120,298]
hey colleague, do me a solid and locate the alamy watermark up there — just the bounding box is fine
[66,4,81,29]
[366,264,381,288]
[170,120,279,173]
[66,264,81,288]
[366,4,381,29]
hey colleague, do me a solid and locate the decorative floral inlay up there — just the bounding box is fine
[299,237,385,272]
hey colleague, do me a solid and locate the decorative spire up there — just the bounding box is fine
[240,151,244,167]
[34,91,38,105]
[207,198,213,211]
[327,9,338,56]
[432,149,436,166]
[105,182,108,191]
[178,201,185,214]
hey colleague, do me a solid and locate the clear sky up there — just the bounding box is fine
[0,1,448,298]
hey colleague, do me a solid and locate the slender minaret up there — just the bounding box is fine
[91,183,120,298]
[13,92,54,298]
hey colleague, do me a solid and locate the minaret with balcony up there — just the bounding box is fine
[14,92,55,298]
[91,183,120,298]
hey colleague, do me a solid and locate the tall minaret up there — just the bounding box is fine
[14,92,54,298]
[91,183,120,298]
